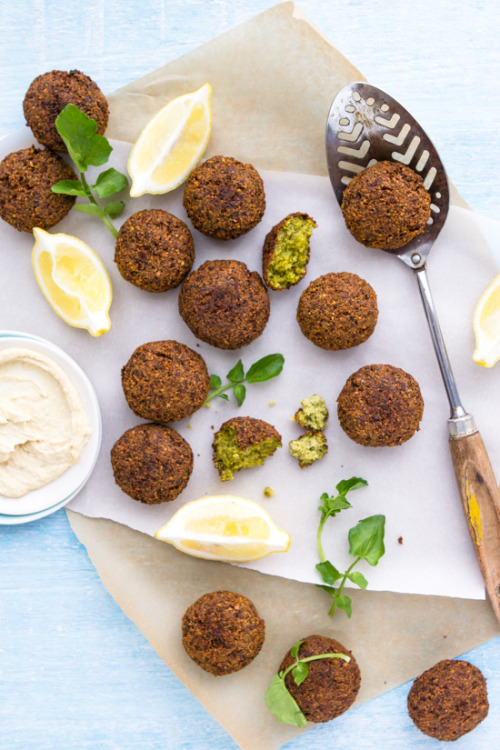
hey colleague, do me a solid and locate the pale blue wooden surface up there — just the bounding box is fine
[1,2,500,749]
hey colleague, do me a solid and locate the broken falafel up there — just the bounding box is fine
[182,590,265,676]
[289,431,328,468]
[294,394,329,431]
[212,416,282,481]
[262,212,317,290]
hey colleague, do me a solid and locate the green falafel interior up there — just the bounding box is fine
[289,432,328,468]
[213,424,282,482]
[294,394,328,431]
[266,214,316,289]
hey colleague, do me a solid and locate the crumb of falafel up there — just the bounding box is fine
[212,416,282,481]
[262,212,317,290]
[289,431,328,468]
[341,161,431,250]
[263,486,275,497]
[182,590,265,676]
[294,394,329,431]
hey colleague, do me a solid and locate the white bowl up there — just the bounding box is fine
[0,331,101,521]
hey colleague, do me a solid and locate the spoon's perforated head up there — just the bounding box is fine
[326,82,450,268]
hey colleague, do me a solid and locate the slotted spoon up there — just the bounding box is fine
[326,81,500,622]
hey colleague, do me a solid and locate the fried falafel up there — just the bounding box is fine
[0,146,76,232]
[297,272,378,350]
[178,259,270,349]
[294,394,329,431]
[110,422,193,504]
[279,635,361,723]
[337,364,424,447]
[114,209,194,292]
[262,212,317,290]
[341,161,431,250]
[182,590,265,675]
[213,416,282,481]
[121,340,210,423]
[407,659,489,741]
[289,431,328,468]
[23,69,109,152]
[183,155,265,240]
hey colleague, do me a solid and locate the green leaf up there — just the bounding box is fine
[217,393,230,401]
[227,359,245,383]
[246,353,284,382]
[348,515,386,566]
[74,203,105,217]
[319,494,352,518]
[55,103,112,172]
[104,200,125,218]
[336,595,352,618]
[316,584,336,598]
[316,560,343,586]
[336,477,368,496]
[347,570,369,590]
[210,374,222,388]
[233,383,246,406]
[292,661,308,686]
[290,640,304,659]
[265,675,308,727]
[51,179,88,197]
[93,168,128,198]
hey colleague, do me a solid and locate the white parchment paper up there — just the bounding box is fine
[2,129,499,600]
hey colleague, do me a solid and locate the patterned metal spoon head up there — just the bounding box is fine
[325,81,450,269]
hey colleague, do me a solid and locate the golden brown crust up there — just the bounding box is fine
[279,635,361,723]
[407,659,489,741]
[341,161,431,250]
[23,69,109,151]
[110,423,193,504]
[178,259,270,349]
[183,155,265,240]
[0,146,76,232]
[182,591,265,675]
[218,416,281,453]
[114,209,194,292]
[337,364,424,447]
[121,340,210,423]
[297,272,378,350]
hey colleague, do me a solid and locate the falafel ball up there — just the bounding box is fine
[121,340,210,423]
[213,416,282,481]
[114,209,194,292]
[23,69,109,152]
[262,212,317,290]
[0,146,76,232]
[297,272,378,350]
[182,590,265,676]
[183,155,265,240]
[341,161,431,250]
[337,364,424,447]
[110,423,193,504]
[279,635,361,723]
[178,259,270,349]
[407,659,489,741]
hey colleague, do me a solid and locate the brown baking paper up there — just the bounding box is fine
[67,3,499,748]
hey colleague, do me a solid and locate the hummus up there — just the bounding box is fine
[0,347,91,498]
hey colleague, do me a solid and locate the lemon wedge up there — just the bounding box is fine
[127,83,212,197]
[155,494,291,562]
[473,274,500,367]
[32,227,112,337]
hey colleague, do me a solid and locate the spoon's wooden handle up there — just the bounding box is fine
[449,430,500,623]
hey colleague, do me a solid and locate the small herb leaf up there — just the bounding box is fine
[93,168,129,198]
[292,661,308,686]
[233,383,246,407]
[336,595,352,617]
[51,179,89,197]
[104,200,125,218]
[317,584,336,598]
[227,359,245,383]
[210,374,222,388]
[265,674,308,727]
[55,103,112,171]
[336,477,368,496]
[74,203,105,217]
[316,560,343,586]
[246,353,284,382]
[290,640,304,659]
[347,570,369,590]
[348,515,386,566]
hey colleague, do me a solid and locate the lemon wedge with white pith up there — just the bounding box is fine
[155,495,291,562]
[32,228,112,337]
[127,83,212,197]
[473,274,500,367]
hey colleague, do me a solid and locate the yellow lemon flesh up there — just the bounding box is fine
[473,274,500,367]
[32,228,112,336]
[155,494,291,562]
[128,83,212,197]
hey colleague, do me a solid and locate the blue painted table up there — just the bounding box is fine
[1,2,500,748]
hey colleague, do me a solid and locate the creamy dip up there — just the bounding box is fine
[0,348,91,498]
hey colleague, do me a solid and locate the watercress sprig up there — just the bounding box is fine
[204,353,284,407]
[51,104,128,238]
[315,478,386,618]
[265,639,350,727]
